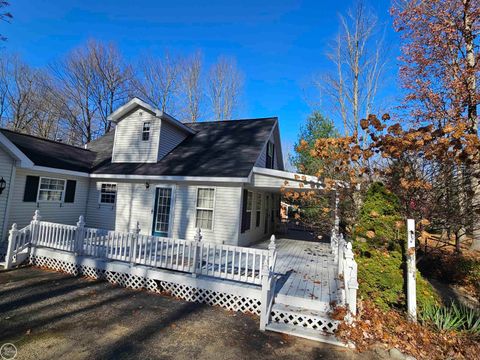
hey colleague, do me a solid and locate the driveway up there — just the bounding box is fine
[0,267,384,360]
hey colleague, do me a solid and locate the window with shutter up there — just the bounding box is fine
[23,176,39,202]
[64,180,77,203]
[241,189,252,233]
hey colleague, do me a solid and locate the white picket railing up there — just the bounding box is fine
[331,229,358,318]
[4,223,31,269]
[5,211,277,288]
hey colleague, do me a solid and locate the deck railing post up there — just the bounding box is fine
[29,210,41,246]
[4,223,18,269]
[337,234,345,276]
[191,228,202,277]
[344,242,358,321]
[259,257,271,331]
[75,215,85,255]
[268,234,276,268]
[130,221,140,266]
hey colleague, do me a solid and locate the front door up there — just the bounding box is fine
[152,187,173,237]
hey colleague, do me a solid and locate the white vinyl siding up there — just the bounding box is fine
[112,108,160,163]
[7,168,89,231]
[0,148,15,244]
[158,121,189,160]
[85,181,116,230]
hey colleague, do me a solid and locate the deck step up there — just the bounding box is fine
[269,303,340,336]
[265,322,347,347]
[274,293,332,312]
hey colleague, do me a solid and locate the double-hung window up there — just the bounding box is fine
[142,121,151,141]
[100,183,117,204]
[196,188,215,230]
[255,193,262,227]
[38,177,66,202]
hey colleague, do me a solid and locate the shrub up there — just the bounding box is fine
[354,182,405,250]
[355,241,440,312]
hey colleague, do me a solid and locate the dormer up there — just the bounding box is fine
[108,98,195,163]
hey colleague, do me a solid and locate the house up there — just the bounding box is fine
[0,97,316,250]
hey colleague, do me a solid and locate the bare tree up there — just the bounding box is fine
[50,44,98,144]
[0,55,43,132]
[207,56,243,120]
[133,51,180,113]
[0,1,12,42]
[51,40,131,144]
[89,40,132,133]
[178,51,203,122]
[320,0,387,142]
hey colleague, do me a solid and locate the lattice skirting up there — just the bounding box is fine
[270,308,339,334]
[29,255,261,316]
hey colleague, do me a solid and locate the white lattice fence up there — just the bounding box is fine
[29,255,261,316]
[270,308,339,334]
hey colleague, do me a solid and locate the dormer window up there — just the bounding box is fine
[142,121,151,141]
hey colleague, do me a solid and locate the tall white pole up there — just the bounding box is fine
[407,219,417,322]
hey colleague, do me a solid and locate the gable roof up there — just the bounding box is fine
[0,129,96,173]
[91,117,278,178]
[107,97,195,135]
[0,117,279,178]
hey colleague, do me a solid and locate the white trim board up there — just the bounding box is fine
[90,173,250,183]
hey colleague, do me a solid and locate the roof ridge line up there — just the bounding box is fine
[185,117,278,125]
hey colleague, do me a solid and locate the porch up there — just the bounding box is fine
[1,210,357,346]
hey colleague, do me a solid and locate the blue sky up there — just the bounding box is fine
[2,0,400,160]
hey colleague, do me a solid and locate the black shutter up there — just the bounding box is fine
[271,143,275,168]
[23,176,39,202]
[266,142,274,169]
[241,189,249,233]
[64,180,77,203]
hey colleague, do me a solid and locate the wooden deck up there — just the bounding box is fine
[254,237,339,312]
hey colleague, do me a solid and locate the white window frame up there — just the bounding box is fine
[37,177,66,203]
[142,121,151,141]
[195,187,216,231]
[98,182,117,205]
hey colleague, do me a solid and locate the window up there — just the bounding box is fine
[246,191,253,212]
[255,193,262,227]
[196,188,215,230]
[266,141,274,169]
[38,177,66,202]
[142,121,151,141]
[100,183,117,204]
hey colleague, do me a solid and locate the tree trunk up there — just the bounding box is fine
[463,0,480,250]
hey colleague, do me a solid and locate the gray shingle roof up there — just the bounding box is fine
[0,117,277,178]
[0,129,96,172]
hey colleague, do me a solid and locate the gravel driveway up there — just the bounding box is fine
[0,267,384,360]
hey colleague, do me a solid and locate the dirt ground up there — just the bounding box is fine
[0,267,387,360]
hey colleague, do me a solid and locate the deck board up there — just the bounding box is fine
[253,237,338,309]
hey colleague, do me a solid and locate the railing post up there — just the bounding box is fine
[344,242,358,321]
[4,223,18,269]
[130,221,140,266]
[260,257,271,331]
[75,215,85,255]
[29,210,41,246]
[268,234,276,268]
[191,228,202,277]
[337,234,345,276]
